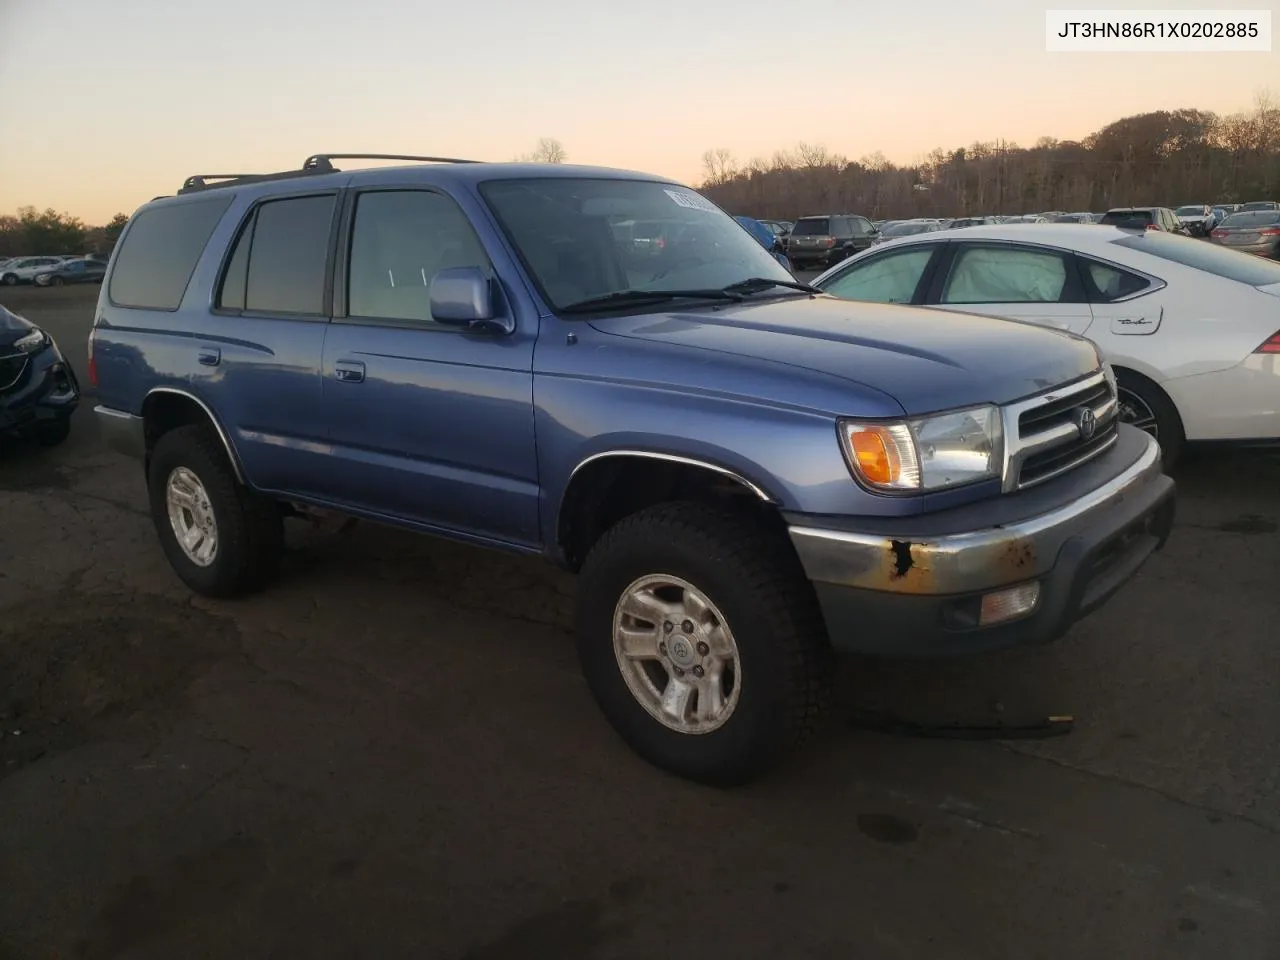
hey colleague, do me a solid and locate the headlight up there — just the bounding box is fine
[14,328,50,354]
[839,404,1004,493]
[1101,360,1117,396]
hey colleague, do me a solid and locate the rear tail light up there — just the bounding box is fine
[655,237,665,250]
[824,237,835,247]
[1254,331,1280,354]
[1259,228,1280,237]
[1211,229,1228,238]
[87,328,98,388]
[1144,224,1160,231]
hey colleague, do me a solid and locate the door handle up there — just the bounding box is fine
[334,360,365,383]
[197,347,220,366]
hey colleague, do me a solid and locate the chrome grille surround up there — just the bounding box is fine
[0,352,29,393]
[999,370,1120,492]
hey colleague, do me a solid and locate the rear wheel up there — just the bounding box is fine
[147,424,283,597]
[576,502,832,786]
[1,274,16,286]
[1116,369,1184,469]
[50,276,65,287]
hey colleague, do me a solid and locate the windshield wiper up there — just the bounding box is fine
[721,277,821,295]
[559,289,744,313]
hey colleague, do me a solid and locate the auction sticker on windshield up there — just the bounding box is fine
[665,189,721,213]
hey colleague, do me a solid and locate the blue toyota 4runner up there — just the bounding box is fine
[90,154,1176,785]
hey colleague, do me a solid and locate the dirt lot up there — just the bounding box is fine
[1,285,1278,959]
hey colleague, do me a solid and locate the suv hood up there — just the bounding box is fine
[0,303,36,349]
[587,296,1100,415]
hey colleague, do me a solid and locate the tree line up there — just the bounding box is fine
[0,208,129,258]
[698,93,1280,220]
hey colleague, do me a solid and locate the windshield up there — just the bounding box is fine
[1241,202,1278,211]
[1113,231,1280,286]
[1175,206,1206,216]
[479,178,793,310]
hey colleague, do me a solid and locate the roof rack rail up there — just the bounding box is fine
[177,152,481,195]
[302,153,481,168]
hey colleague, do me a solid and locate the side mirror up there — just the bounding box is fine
[430,267,513,334]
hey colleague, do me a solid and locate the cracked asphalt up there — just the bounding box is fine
[1,286,1278,960]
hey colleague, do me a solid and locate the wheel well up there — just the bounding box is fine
[557,456,782,571]
[1111,365,1185,435]
[141,392,236,475]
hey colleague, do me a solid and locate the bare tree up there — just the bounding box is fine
[516,138,567,163]
[697,102,1280,219]
[700,148,738,186]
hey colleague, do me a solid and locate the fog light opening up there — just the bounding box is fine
[979,582,1041,626]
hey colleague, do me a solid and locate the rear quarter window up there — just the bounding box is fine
[1112,232,1280,286]
[109,196,233,310]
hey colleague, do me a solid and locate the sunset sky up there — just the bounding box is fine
[1,0,1276,224]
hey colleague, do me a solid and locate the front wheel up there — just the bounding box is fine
[147,424,283,597]
[576,502,832,786]
[1,274,16,286]
[32,418,71,447]
[50,276,65,287]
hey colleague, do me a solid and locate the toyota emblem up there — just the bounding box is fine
[1074,406,1097,440]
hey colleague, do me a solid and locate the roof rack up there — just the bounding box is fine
[178,152,482,194]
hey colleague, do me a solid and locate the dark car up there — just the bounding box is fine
[1099,207,1188,235]
[33,258,107,287]
[785,214,877,268]
[0,302,80,446]
[1209,211,1280,258]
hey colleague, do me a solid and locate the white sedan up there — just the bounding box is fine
[811,223,1280,465]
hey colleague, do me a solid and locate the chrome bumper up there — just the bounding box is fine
[788,431,1167,597]
[94,404,145,460]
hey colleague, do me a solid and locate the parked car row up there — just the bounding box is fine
[743,199,1279,270]
[0,254,108,287]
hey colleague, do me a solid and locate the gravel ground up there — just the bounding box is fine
[1,285,1277,960]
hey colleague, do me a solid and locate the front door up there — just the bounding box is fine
[319,186,540,548]
[928,241,1095,335]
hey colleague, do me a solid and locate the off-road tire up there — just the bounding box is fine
[576,501,833,786]
[147,424,283,598]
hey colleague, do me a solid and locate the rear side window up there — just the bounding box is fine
[1082,260,1151,301]
[1112,232,1280,286]
[218,194,335,315]
[109,196,232,310]
[791,218,829,236]
[941,245,1071,304]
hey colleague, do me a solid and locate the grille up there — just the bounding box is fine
[0,353,28,393]
[1006,372,1119,490]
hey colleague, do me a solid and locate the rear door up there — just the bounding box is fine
[199,191,339,498]
[924,241,1095,334]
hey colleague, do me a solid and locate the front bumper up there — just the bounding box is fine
[0,340,80,437]
[787,427,1175,657]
